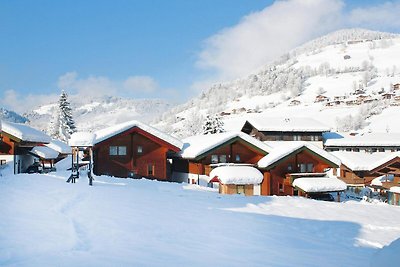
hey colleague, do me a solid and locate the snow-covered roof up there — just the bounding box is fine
[325,133,400,147]
[94,120,183,150]
[390,186,400,194]
[330,151,400,171]
[69,132,96,147]
[179,131,271,159]
[293,177,347,193]
[30,146,59,159]
[45,139,71,154]
[1,121,51,143]
[245,117,331,132]
[209,165,263,185]
[370,175,394,187]
[257,141,341,169]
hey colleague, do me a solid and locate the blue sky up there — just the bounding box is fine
[1,0,400,112]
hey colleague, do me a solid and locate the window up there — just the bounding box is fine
[279,183,284,193]
[353,148,360,152]
[378,148,385,152]
[345,148,352,152]
[236,185,245,194]
[109,146,127,156]
[109,146,118,155]
[137,146,143,153]
[219,155,227,163]
[147,164,154,176]
[211,155,218,164]
[293,135,301,141]
[298,163,307,173]
[287,164,293,171]
[310,135,318,141]
[307,163,314,172]
[371,148,377,153]
[235,154,241,162]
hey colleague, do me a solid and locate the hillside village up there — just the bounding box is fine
[1,29,400,266]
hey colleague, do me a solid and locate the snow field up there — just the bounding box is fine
[1,172,399,266]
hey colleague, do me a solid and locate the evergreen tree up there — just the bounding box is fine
[49,90,76,141]
[202,114,225,135]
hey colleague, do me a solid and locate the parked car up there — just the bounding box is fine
[26,162,43,174]
[308,193,335,202]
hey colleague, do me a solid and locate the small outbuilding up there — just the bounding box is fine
[292,176,347,201]
[209,165,263,196]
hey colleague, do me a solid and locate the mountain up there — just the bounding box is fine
[25,95,172,133]
[0,107,28,123]
[154,28,400,137]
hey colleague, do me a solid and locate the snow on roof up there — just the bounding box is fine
[293,177,347,193]
[325,133,400,147]
[330,151,400,171]
[179,131,271,159]
[30,146,59,159]
[45,139,71,154]
[209,165,263,185]
[94,120,183,150]
[245,117,331,132]
[69,132,96,147]
[390,186,400,194]
[1,121,51,143]
[257,141,340,169]
[370,175,394,186]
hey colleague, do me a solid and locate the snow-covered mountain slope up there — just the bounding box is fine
[154,29,400,137]
[25,95,172,133]
[0,107,28,124]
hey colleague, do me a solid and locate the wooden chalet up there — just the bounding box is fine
[314,95,330,103]
[29,139,71,171]
[92,120,183,180]
[332,151,400,188]
[257,142,342,197]
[241,117,330,143]
[171,132,271,186]
[388,187,400,206]
[0,121,51,174]
[393,83,400,90]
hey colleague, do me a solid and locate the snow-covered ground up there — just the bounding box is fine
[1,170,399,267]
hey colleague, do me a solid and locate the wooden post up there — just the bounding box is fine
[337,192,340,202]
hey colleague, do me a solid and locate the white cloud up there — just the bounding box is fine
[347,1,400,31]
[0,89,58,114]
[196,0,400,83]
[123,76,158,93]
[197,0,344,81]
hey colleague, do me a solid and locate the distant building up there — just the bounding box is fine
[324,133,400,153]
[241,117,331,145]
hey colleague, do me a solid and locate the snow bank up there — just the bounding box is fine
[246,116,331,132]
[179,131,271,159]
[2,121,51,143]
[55,155,72,171]
[94,120,183,150]
[293,177,347,193]
[258,141,340,168]
[390,186,400,194]
[69,132,96,147]
[209,165,263,185]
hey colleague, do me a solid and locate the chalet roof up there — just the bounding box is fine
[325,133,400,147]
[46,139,71,154]
[331,151,400,171]
[30,146,59,159]
[209,165,263,185]
[94,120,183,150]
[179,131,271,159]
[292,177,347,193]
[1,121,51,143]
[257,141,340,169]
[244,117,331,132]
[370,175,394,187]
[69,132,96,147]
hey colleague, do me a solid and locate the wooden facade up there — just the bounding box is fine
[259,148,339,196]
[219,184,255,196]
[338,156,400,187]
[93,127,180,180]
[172,137,267,184]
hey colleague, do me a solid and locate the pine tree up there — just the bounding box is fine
[49,90,77,141]
[202,114,225,135]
